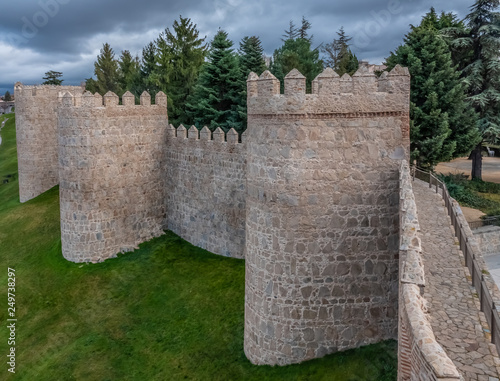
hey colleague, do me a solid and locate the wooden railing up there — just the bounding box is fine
[412,166,500,353]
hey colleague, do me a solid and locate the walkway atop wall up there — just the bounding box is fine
[413,179,500,380]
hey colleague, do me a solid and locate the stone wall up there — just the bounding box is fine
[14,83,85,202]
[243,66,410,365]
[165,125,246,258]
[57,91,168,262]
[398,161,461,380]
[474,225,500,256]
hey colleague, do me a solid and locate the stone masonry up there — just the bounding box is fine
[244,66,410,365]
[14,65,411,367]
[57,90,168,262]
[14,82,85,202]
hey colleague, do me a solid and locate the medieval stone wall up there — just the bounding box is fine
[398,161,460,380]
[474,225,500,256]
[57,90,168,262]
[165,125,246,258]
[243,66,410,365]
[14,83,85,202]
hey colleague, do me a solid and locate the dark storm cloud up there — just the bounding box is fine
[0,0,213,54]
[0,0,475,93]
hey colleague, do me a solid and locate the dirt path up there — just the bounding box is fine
[435,157,500,184]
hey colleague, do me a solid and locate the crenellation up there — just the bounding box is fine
[200,126,211,140]
[122,91,135,106]
[82,91,94,107]
[257,70,280,97]
[104,91,119,107]
[94,92,103,106]
[213,127,225,142]
[352,66,378,93]
[140,91,151,106]
[177,124,187,138]
[188,125,199,140]
[247,68,410,118]
[226,128,239,144]
[284,69,306,95]
[247,72,259,98]
[155,91,167,107]
[312,68,340,95]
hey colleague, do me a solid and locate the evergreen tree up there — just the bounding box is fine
[336,48,359,76]
[386,11,480,169]
[155,16,207,126]
[186,30,244,133]
[282,20,299,41]
[94,43,120,95]
[237,36,267,130]
[85,77,98,94]
[322,27,355,73]
[239,36,267,77]
[118,50,140,95]
[298,16,313,41]
[270,36,323,92]
[444,0,500,179]
[139,42,159,97]
[42,70,63,85]
[3,91,12,101]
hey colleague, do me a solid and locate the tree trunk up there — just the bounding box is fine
[471,142,483,180]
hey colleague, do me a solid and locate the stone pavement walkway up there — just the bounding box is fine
[413,179,500,381]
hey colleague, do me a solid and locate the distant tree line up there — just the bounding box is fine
[83,16,359,134]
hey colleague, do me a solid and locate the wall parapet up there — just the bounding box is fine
[247,65,410,117]
[398,161,461,380]
[167,124,244,145]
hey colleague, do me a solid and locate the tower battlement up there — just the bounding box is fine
[247,65,410,116]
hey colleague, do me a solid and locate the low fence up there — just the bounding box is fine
[469,216,500,230]
[412,166,500,354]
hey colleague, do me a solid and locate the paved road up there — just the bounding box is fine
[413,179,500,380]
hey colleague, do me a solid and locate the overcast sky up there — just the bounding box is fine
[0,0,473,95]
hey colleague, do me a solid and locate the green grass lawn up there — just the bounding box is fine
[0,113,397,380]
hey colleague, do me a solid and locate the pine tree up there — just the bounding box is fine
[298,16,313,41]
[322,27,354,72]
[42,70,63,85]
[270,37,323,92]
[336,48,358,76]
[237,36,267,130]
[239,36,267,77]
[444,0,500,179]
[186,30,244,133]
[386,11,480,169]
[3,91,12,101]
[94,43,120,95]
[85,77,98,94]
[118,50,140,95]
[155,16,207,126]
[282,20,299,41]
[139,42,159,97]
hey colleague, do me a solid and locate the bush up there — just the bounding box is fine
[440,173,499,210]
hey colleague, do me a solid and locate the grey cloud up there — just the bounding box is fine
[0,0,474,93]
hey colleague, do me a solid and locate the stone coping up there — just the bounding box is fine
[399,160,461,380]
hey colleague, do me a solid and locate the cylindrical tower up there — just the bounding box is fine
[244,66,410,365]
[58,90,168,262]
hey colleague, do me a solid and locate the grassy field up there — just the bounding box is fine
[0,113,397,380]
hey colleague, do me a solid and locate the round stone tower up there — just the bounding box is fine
[244,66,410,365]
